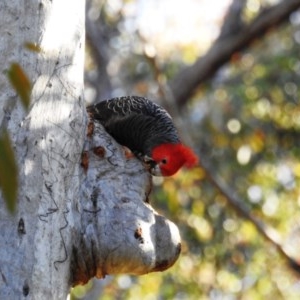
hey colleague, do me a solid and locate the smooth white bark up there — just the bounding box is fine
[0,1,181,299]
[0,0,85,298]
[72,121,181,285]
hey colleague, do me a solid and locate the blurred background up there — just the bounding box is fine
[73,0,300,299]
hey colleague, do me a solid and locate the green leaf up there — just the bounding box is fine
[7,63,31,110]
[0,130,18,213]
[24,42,42,53]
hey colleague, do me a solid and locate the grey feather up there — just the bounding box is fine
[87,96,180,156]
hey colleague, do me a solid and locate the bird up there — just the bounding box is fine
[87,96,198,176]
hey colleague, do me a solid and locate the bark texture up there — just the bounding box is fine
[72,121,181,285]
[0,0,86,298]
[0,1,181,299]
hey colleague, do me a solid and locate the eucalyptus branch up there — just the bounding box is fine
[170,0,300,107]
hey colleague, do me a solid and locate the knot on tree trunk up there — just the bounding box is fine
[71,120,181,286]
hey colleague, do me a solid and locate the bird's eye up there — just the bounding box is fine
[161,159,167,164]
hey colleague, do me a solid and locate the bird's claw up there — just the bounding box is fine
[143,155,153,163]
[142,155,156,170]
[142,155,162,176]
[123,146,135,159]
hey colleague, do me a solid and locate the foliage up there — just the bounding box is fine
[0,129,18,213]
[7,62,31,110]
[1,62,31,213]
[1,49,33,212]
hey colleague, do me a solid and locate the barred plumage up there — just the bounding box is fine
[87,96,197,176]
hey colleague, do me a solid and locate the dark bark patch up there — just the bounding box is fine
[134,227,144,244]
[22,281,29,296]
[93,146,105,158]
[87,120,94,137]
[18,218,26,235]
[80,151,89,173]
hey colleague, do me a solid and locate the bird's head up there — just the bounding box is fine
[150,143,198,176]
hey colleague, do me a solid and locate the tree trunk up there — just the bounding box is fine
[0,0,86,298]
[0,1,181,299]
